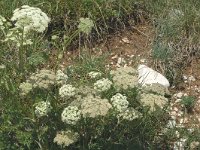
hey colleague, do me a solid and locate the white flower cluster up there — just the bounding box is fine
[54,130,79,147]
[78,18,94,35]
[142,83,170,96]
[110,67,138,90]
[59,84,76,98]
[35,101,51,118]
[110,93,129,112]
[19,82,33,96]
[88,71,102,79]
[94,78,112,92]
[117,108,140,121]
[81,94,112,118]
[0,15,6,30]
[4,28,33,47]
[56,70,68,85]
[61,106,81,125]
[140,93,168,112]
[29,69,56,89]
[19,69,56,96]
[11,5,50,33]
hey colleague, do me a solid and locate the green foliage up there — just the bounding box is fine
[27,52,46,66]
[181,96,196,111]
[1,0,200,149]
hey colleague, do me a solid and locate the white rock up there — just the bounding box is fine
[183,75,187,80]
[173,107,178,112]
[140,59,146,63]
[171,116,177,120]
[188,75,195,81]
[117,57,125,66]
[175,99,181,103]
[137,65,170,87]
[122,37,130,44]
[175,92,184,98]
[170,111,177,116]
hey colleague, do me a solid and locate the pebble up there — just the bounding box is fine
[122,37,130,44]
[175,131,180,138]
[171,115,177,120]
[174,107,178,112]
[190,141,200,149]
[176,92,184,98]
[188,128,194,133]
[188,75,196,81]
[117,57,126,65]
[175,99,181,103]
[177,113,183,117]
[183,75,187,80]
[140,59,146,63]
[170,111,177,116]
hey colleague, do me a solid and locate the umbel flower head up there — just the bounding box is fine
[61,106,81,125]
[111,93,129,112]
[78,18,94,35]
[81,94,112,118]
[110,67,138,90]
[4,27,33,47]
[117,107,141,121]
[56,70,68,85]
[88,71,102,79]
[19,82,33,96]
[35,101,51,118]
[59,84,76,98]
[54,130,79,147]
[94,78,112,92]
[11,5,50,33]
[28,69,56,89]
[140,93,168,112]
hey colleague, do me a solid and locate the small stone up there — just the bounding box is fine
[179,118,184,124]
[171,115,176,120]
[128,61,132,65]
[170,111,177,116]
[117,57,126,65]
[188,128,194,133]
[122,37,130,44]
[124,64,128,67]
[174,107,178,112]
[176,92,184,98]
[140,59,146,63]
[175,130,180,138]
[183,75,187,80]
[188,75,195,81]
[175,99,181,103]
[190,141,199,149]
[177,113,183,117]
[111,55,118,59]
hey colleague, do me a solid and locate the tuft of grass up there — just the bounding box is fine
[181,96,196,113]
